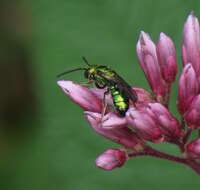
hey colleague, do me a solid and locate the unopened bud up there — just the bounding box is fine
[95,149,127,170]
[157,32,177,83]
[177,64,199,115]
[136,31,166,97]
[126,108,163,143]
[185,138,200,159]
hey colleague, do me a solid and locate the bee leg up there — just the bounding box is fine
[101,89,109,120]
[80,80,93,87]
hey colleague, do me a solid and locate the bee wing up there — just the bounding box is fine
[116,76,138,103]
[96,70,117,84]
[97,70,138,103]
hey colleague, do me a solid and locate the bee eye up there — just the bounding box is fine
[84,70,89,78]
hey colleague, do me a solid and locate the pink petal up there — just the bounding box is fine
[126,108,163,143]
[132,87,153,106]
[185,138,200,159]
[147,103,183,138]
[185,95,200,129]
[101,112,127,129]
[57,80,102,112]
[85,111,142,150]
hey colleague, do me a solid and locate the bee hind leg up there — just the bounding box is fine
[101,89,109,120]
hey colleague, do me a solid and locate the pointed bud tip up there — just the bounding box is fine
[186,11,197,22]
[139,31,150,42]
[57,80,72,95]
[57,80,67,88]
[158,32,173,43]
[57,80,75,94]
[140,30,145,36]
[159,32,167,39]
[189,10,195,17]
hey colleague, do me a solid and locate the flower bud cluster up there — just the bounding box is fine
[136,31,177,104]
[57,12,200,172]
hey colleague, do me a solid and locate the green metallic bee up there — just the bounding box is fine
[57,57,138,117]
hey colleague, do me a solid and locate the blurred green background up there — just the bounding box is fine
[1,0,200,189]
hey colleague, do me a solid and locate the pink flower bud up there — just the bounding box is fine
[146,103,183,138]
[185,95,200,129]
[157,32,178,83]
[101,112,127,129]
[57,80,102,113]
[95,149,127,170]
[132,87,153,107]
[185,138,200,159]
[177,64,199,115]
[182,12,200,81]
[136,31,166,97]
[85,112,143,150]
[126,108,163,143]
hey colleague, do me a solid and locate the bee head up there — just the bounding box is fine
[84,66,97,80]
[84,69,89,79]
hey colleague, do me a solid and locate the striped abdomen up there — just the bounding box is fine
[109,85,129,116]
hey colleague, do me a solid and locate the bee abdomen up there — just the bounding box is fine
[110,86,129,116]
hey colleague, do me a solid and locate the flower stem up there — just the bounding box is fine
[183,128,193,144]
[163,85,171,108]
[146,147,187,164]
[128,147,186,164]
[181,118,185,130]
[186,160,200,175]
[128,147,200,175]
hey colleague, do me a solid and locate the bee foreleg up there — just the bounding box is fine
[80,80,93,87]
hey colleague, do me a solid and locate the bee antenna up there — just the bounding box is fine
[57,68,86,78]
[82,56,91,66]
